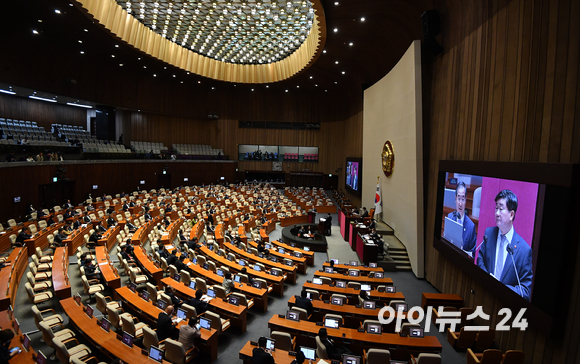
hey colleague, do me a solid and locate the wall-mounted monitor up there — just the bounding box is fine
[434,160,580,333]
[140,180,145,185]
[345,157,362,196]
[52,177,58,182]
[13,197,20,203]
[184,178,189,182]
[92,185,98,190]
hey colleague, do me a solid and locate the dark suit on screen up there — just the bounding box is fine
[447,212,477,253]
[476,226,533,301]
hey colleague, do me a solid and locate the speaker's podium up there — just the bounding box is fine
[319,217,331,236]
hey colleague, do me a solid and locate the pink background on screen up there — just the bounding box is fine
[474,178,538,261]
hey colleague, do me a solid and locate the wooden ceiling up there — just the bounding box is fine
[0,0,432,121]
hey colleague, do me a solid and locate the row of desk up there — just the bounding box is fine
[0,247,29,310]
[52,247,71,299]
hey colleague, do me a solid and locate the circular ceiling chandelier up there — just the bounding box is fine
[77,0,325,83]
[118,0,316,65]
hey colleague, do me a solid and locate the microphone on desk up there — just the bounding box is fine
[474,235,488,254]
[506,244,524,297]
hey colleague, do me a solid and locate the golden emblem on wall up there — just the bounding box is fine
[381,141,394,177]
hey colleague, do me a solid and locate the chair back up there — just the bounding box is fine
[401,322,421,335]
[346,281,360,290]
[291,306,309,320]
[181,271,191,286]
[455,327,478,350]
[121,315,137,336]
[315,335,328,359]
[478,349,503,364]
[53,337,70,364]
[147,283,159,304]
[31,305,44,328]
[28,262,38,275]
[195,278,207,292]
[212,285,227,299]
[416,353,442,364]
[502,350,525,364]
[81,276,91,293]
[39,321,56,348]
[142,326,160,351]
[26,272,36,286]
[474,329,496,351]
[270,331,293,351]
[168,265,178,278]
[165,339,186,364]
[95,292,108,315]
[24,283,35,303]
[181,303,198,320]
[366,349,391,364]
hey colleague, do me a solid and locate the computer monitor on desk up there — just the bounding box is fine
[324,317,339,329]
[286,310,300,322]
[300,347,316,361]
[121,332,134,347]
[200,317,212,330]
[343,355,361,364]
[148,345,164,363]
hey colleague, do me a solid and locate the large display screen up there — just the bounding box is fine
[345,158,362,196]
[440,173,540,301]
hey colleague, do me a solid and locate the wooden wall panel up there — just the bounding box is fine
[0,161,235,223]
[0,94,87,130]
[425,0,580,363]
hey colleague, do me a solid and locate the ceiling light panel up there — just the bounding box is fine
[117,0,315,65]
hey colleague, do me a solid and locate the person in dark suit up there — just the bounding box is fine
[107,214,116,228]
[15,227,32,246]
[106,206,115,215]
[129,200,135,207]
[175,255,187,273]
[317,328,352,360]
[158,245,169,260]
[122,202,129,211]
[295,289,314,315]
[207,213,214,226]
[82,212,92,223]
[476,189,533,301]
[120,245,134,262]
[84,260,104,284]
[63,200,74,209]
[252,337,275,364]
[165,286,183,307]
[73,219,82,229]
[447,181,477,254]
[189,289,208,315]
[63,209,73,220]
[144,208,152,221]
[157,305,178,341]
[361,207,369,218]
[54,228,67,246]
[167,251,178,266]
[89,230,101,245]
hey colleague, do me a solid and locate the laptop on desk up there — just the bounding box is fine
[443,217,463,249]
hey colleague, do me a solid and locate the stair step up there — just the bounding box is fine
[395,265,413,270]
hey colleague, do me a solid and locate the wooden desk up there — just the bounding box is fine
[189,221,205,241]
[271,240,314,266]
[239,341,326,364]
[248,241,307,274]
[237,226,247,244]
[302,282,404,305]
[268,315,442,356]
[116,287,219,362]
[224,242,297,284]
[199,246,285,297]
[133,246,163,284]
[322,262,384,274]
[0,247,28,310]
[95,246,121,291]
[279,215,309,227]
[214,224,224,243]
[61,297,171,364]
[160,218,184,245]
[421,293,464,310]
[0,221,35,252]
[160,278,248,332]
[356,233,378,265]
[98,224,122,252]
[64,224,92,257]
[52,247,71,299]
[24,223,63,257]
[313,271,393,287]
[179,261,268,312]
[261,218,276,235]
[0,309,37,362]
[131,217,161,245]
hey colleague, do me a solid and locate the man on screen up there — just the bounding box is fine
[447,182,477,254]
[476,189,533,301]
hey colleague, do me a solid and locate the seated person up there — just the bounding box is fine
[167,251,178,266]
[222,272,234,295]
[189,289,208,315]
[295,289,314,315]
[83,260,104,284]
[15,227,32,247]
[54,228,68,247]
[88,230,102,248]
[106,214,116,228]
[157,305,178,341]
[252,336,275,364]
[174,255,187,272]
[157,244,169,259]
[120,245,134,262]
[82,212,92,223]
[318,328,352,360]
[73,219,82,229]
[178,316,201,352]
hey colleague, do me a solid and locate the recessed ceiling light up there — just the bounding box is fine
[38,20,42,23]
[111,55,115,58]
[172,75,176,77]
[115,44,119,48]
[323,50,326,53]
[251,88,254,91]
[32,30,39,35]
[325,90,328,92]
[296,85,299,88]
[334,2,339,5]
[181,81,184,84]
[333,28,338,32]
[349,42,353,46]
[198,81,201,84]
[212,87,215,90]
[119,64,123,66]
[78,40,82,43]
[285,90,288,92]
[361,17,365,22]
[84,29,88,32]
[69,3,73,6]
[334,81,338,84]
[80,51,84,54]
[309,76,313,79]
[335,61,339,64]
[138,57,141,60]
[143,65,147,68]
[341,71,345,74]
[153,74,156,77]
[266,85,269,88]
[55,9,61,14]
[315,84,318,87]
